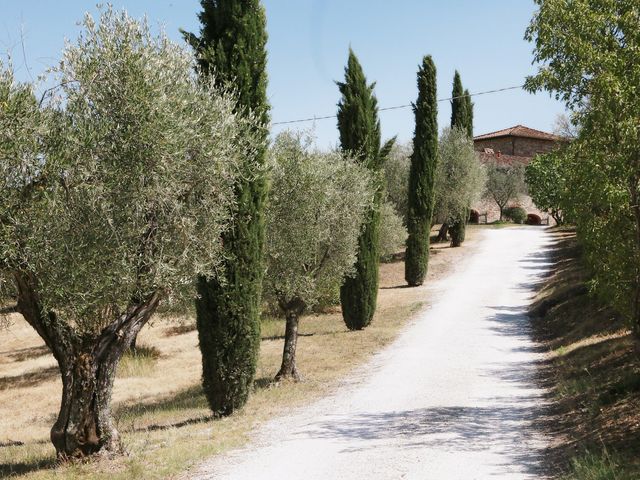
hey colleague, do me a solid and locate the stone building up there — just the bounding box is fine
[472,125,565,223]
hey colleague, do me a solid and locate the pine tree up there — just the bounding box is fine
[405,56,438,286]
[337,49,393,330]
[449,72,471,247]
[182,0,269,417]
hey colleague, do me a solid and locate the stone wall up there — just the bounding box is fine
[512,137,557,157]
[474,136,557,157]
[472,194,555,225]
[474,137,516,155]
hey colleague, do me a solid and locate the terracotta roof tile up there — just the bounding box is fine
[473,125,564,142]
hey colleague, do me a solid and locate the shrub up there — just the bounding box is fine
[504,206,527,224]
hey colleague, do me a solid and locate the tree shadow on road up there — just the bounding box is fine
[304,402,549,476]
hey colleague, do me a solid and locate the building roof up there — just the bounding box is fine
[477,151,531,166]
[473,125,564,142]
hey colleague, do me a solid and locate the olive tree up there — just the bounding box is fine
[434,127,487,245]
[383,142,411,223]
[380,143,410,261]
[0,9,255,458]
[483,159,526,221]
[379,201,407,260]
[265,132,373,380]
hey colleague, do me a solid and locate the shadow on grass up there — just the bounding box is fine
[116,385,207,420]
[254,376,277,390]
[0,365,58,391]
[380,284,411,290]
[0,457,58,477]
[262,332,314,341]
[115,384,212,433]
[5,345,51,362]
[163,323,197,337]
[116,375,282,434]
[524,230,640,476]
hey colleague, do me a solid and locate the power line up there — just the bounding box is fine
[271,84,524,126]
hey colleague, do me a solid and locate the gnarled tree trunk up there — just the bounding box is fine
[449,211,468,248]
[14,271,161,458]
[51,349,121,457]
[436,222,449,242]
[275,298,305,382]
[450,222,464,247]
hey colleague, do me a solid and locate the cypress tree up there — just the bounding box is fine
[405,56,438,286]
[449,72,471,247]
[182,0,269,416]
[464,88,474,138]
[337,49,393,330]
[450,71,467,131]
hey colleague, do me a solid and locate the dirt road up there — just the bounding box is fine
[191,227,553,479]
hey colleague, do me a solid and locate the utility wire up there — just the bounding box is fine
[272,84,524,126]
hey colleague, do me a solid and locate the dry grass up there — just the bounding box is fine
[0,226,481,479]
[529,229,640,479]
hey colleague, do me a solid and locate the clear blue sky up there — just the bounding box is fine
[1,0,565,148]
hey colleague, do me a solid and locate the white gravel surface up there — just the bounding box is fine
[190,227,554,480]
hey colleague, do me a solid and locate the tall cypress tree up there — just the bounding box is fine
[182,0,269,416]
[450,71,467,131]
[464,88,474,138]
[405,56,438,286]
[337,49,393,330]
[449,71,471,247]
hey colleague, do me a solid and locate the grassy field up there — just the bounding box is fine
[529,229,640,480]
[0,226,485,479]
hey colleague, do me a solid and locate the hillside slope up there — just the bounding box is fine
[530,230,640,479]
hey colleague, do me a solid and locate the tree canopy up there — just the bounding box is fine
[405,55,438,286]
[337,49,394,330]
[265,131,373,378]
[525,150,569,225]
[0,7,254,456]
[183,0,270,417]
[434,127,487,228]
[525,0,640,334]
[483,160,526,221]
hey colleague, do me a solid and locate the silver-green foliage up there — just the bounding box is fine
[379,200,407,260]
[383,142,411,222]
[434,127,487,224]
[0,8,254,333]
[484,159,526,220]
[380,142,409,260]
[0,62,44,300]
[265,132,374,310]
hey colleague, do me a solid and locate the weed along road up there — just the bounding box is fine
[191,227,554,480]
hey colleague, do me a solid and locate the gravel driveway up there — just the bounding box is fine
[190,227,554,479]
